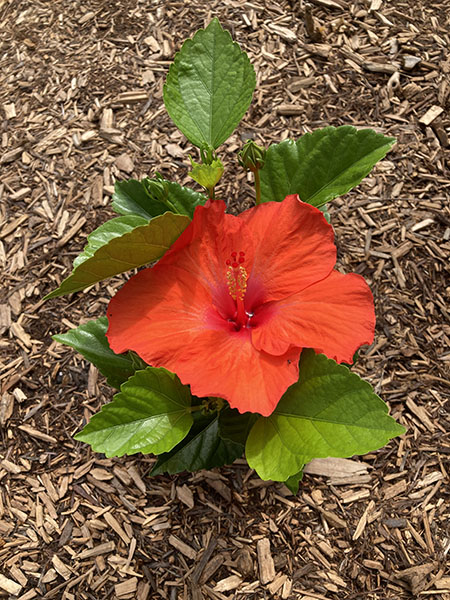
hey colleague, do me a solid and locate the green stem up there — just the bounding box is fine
[189,405,205,413]
[254,169,261,205]
[208,186,215,200]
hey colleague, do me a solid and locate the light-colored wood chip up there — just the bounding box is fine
[176,484,195,509]
[51,555,72,580]
[213,575,243,593]
[115,577,138,597]
[419,105,444,126]
[0,573,22,595]
[257,538,275,584]
[76,541,115,560]
[18,425,57,444]
[169,535,197,560]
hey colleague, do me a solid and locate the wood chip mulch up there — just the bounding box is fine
[0,0,449,598]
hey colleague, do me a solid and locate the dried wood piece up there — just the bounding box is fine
[383,479,407,500]
[0,392,14,425]
[3,103,16,119]
[199,555,223,585]
[301,42,332,58]
[304,3,322,43]
[403,55,421,70]
[99,127,125,145]
[353,500,376,541]
[176,484,195,509]
[169,535,197,560]
[115,153,134,174]
[18,425,57,444]
[406,398,435,431]
[79,11,95,24]
[100,108,114,130]
[268,574,287,595]
[76,541,115,560]
[204,477,231,502]
[0,214,28,238]
[257,538,275,584]
[104,511,131,544]
[411,218,435,232]
[363,60,398,74]
[0,146,23,163]
[304,457,368,478]
[369,0,383,9]
[276,104,304,116]
[419,105,444,126]
[288,76,315,92]
[310,0,345,8]
[127,465,146,494]
[0,573,22,595]
[213,575,242,592]
[115,91,149,104]
[80,130,97,143]
[9,567,27,588]
[266,23,297,43]
[340,489,370,503]
[166,143,185,158]
[0,459,22,473]
[51,555,72,580]
[15,590,37,600]
[115,577,138,597]
[281,578,293,599]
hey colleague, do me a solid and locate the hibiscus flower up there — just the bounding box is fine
[106,195,375,416]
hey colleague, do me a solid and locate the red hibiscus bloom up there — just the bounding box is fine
[106,195,375,416]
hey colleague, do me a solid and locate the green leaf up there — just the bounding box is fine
[53,317,134,389]
[218,406,258,445]
[284,469,304,495]
[188,157,224,190]
[246,350,405,482]
[72,215,148,268]
[45,211,190,299]
[112,178,206,219]
[111,179,167,219]
[163,181,206,217]
[75,367,193,458]
[164,19,256,149]
[151,413,244,475]
[259,126,396,207]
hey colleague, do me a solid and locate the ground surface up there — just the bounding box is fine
[0,0,449,598]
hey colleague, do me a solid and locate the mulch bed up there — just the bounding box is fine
[0,0,449,598]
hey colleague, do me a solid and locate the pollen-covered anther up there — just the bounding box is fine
[226,251,248,301]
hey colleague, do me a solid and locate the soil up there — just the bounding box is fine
[0,0,449,599]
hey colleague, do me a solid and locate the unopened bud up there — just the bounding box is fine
[238,140,266,173]
[143,173,168,202]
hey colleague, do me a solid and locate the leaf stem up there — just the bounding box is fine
[254,169,261,205]
[189,404,205,413]
[208,186,215,200]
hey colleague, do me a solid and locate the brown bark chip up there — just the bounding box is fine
[257,538,276,584]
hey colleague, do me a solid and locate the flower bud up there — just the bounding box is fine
[238,140,266,173]
[143,174,168,202]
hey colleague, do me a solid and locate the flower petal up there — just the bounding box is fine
[164,199,254,284]
[107,264,300,416]
[239,195,336,303]
[251,270,375,363]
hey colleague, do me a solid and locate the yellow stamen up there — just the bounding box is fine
[226,265,248,300]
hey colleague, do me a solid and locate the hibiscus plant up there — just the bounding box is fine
[47,20,404,492]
